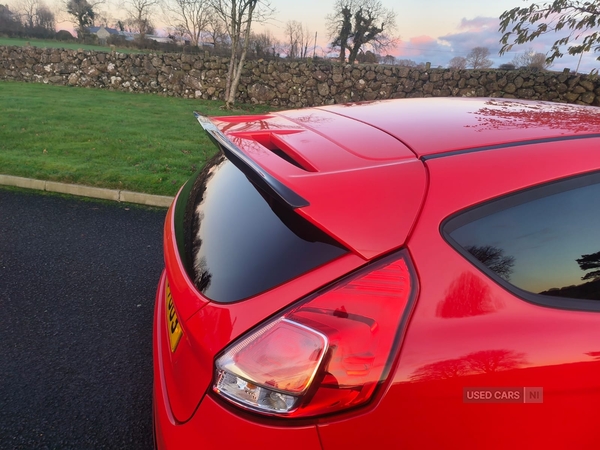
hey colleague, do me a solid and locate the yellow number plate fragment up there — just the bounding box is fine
[165,283,183,353]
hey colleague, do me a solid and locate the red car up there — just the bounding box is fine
[153,98,600,449]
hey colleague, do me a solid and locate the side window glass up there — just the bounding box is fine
[445,173,600,304]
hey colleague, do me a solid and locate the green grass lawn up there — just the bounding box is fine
[0,81,273,196]
[0,37,146,54]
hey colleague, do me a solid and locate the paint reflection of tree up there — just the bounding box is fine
[468,99,600,134]
[410,358,469,381]
[218,118,291,133]
[465,349,527,374]
[466,245,515,280]
[436,272,503,318]
[229,136,270,158]
[410,349,528,382]
[585,351,600,361]
[291,113,333,126]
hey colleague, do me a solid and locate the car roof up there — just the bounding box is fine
[206,98,600,259]
[316,98,600,157]
[208,109,425,259]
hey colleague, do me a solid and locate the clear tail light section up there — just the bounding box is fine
[214,251,415,418]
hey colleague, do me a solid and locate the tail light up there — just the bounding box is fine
[213,252,415,418]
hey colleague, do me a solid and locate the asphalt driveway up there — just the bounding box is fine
[0,188,167,449]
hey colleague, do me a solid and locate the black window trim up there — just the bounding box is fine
[179,152,348,304]
[194,112,309,209]
[421,134,600,161]
[442,169,600,313]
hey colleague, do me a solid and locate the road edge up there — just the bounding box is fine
[0,175,174,208]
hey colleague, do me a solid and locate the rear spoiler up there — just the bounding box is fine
[194,112,309,209]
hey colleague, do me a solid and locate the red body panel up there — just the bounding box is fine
[154,98,600,449]
[317,137,600,449]
[211,110,428,259]
[160,200,368,423]
[153,272,323,450]
[213,109,417,167]
[320,97,600,155]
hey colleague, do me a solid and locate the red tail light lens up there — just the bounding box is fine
[214,252,415,418]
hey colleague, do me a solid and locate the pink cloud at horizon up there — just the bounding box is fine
[395,35,441,58]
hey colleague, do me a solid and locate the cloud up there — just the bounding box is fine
[396,35,451,59]
[457,16,497,32]
[440,17,504,54]
[391,17,509,67]
[391,16,600,72]
[395,36,466,68]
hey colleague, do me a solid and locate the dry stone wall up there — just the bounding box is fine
[2,45,600,108]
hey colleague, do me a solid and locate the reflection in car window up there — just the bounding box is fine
[446,174,600,301]
[184,152,347,303]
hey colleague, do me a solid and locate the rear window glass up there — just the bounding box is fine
[183,153,347,303]
[445,173,600,304]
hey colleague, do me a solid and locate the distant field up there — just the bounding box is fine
[0,37,144,53]
[0,81,272,196]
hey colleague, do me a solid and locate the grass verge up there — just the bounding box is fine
[0,81,273,196]
[0,37,144,54]
[0,184,166,211]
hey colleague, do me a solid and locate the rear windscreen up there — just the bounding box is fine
[181,152,347,303]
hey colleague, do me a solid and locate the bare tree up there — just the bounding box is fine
[35,3,54,30]
[14,0,38,28]
[162,0,210,47]
[436,272,498,318]
[410,349,527,382]
[511,48,552,70]
[327,0,397,64]
[209,0,273,108]
[498,63,516,70]
[93,6,116,27]
[0,4,22,32]
[394,59,427,68]
[283,20,299,58]
[381,54,395,65]
[283,20,301,58]
[448,56,467,69]
[204,9,229,50]
[356,49,379,63]
[249,29,278,58]
[465,46,493,69]
[121,15,155,35]
[125,0,158,40]
[466,245,515,280]
[328,1,351,62]
[13,0,55,30]
[298,22,312,58]
[410,358,470,381]
[395,58,416,67]
[283,20,310,59]
[464,349,527,374]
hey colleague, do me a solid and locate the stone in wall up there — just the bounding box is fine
[1,45,599,108]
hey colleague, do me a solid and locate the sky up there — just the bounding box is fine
[42,0,600,72]
[258,0,600,72]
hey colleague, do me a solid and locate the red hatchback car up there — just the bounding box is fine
[153,98,600,449]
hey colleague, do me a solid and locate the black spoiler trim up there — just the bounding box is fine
[194,112,309,209]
